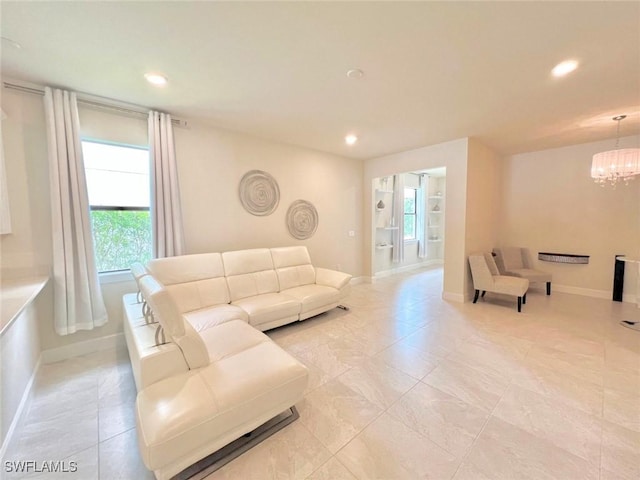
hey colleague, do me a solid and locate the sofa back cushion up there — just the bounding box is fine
[501,247,524,271]
[138,275,185,340]
[485,252,500,276]
[271,246,316,291]
[468,254,495,290]
[222,248,279,301]
[147,253,230,313]
[138,275,209,370]
[130,262,148,282]
[175,322,210,369]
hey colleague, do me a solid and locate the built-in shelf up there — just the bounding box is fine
[375,208,384,212]
[375,244,393,250]
[428,196,444,200]
[375,189,394,194]
[429,211,442,214]
[377,226,399,230]
[428,239,443,243]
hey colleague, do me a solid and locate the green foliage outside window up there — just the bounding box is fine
[90,210,152,272]
[404,188,417,240]
[404,214,416,239]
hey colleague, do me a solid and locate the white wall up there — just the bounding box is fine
[499,136,640,299]
[0,88,51,275]
[0,88,49,454]
[465,138,503,298]
[174,120,363,275]
[0,285,47,451]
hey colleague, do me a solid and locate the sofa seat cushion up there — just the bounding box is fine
[198,319,271,362]
[136,371,218,471]
[493,276,529,297]
[136,339,308,473]
[280,284,340,315]
[183,305,248,333]
[505,268,552,283]
[232,293,300,326]
[198,341,307,412]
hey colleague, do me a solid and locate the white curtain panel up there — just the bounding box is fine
[392,174,405,264]
[148,111,185,258]
[44,87,107,335]
[0,109,12,234]
[417,174,428,258]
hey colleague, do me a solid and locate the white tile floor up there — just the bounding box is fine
[4,267,640,479]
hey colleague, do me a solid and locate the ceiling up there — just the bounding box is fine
[1,1,639,160]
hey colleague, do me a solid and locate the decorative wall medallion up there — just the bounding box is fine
[286,200,318,240]
[238,170,280,216]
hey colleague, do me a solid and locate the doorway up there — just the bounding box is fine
[372,167,446,279]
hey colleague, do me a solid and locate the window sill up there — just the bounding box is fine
[99,270,134,285]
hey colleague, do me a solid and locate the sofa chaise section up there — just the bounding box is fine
[135,273,308,480]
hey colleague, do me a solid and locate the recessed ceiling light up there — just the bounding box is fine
[346,69,364,79]
[345,134,358,145]
[552,60,578,77]
[144,73,168,86]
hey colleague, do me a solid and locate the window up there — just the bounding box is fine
[404,187,417,240]
[82,140,152,273]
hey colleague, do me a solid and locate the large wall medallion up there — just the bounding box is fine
[238,170,280,216]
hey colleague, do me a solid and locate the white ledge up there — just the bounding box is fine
[1,275,49,336]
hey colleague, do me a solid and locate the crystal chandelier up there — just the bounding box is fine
[591,115,640,186]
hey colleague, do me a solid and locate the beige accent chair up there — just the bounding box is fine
[493,247,552,295]
[469,253,529,312]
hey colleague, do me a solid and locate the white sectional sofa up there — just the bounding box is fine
[123,246,351,479]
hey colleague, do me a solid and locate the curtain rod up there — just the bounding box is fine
[3,81,188,128]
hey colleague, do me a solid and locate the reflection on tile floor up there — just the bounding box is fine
[3,266,639,479]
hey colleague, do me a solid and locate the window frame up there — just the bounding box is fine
[82,139,152,274]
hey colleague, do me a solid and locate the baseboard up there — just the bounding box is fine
[442,291,466,303]
[350,276,370,285]
[373,260,442,280]
[41,332,126,364]
[0,354,41,461]
[553,284,637,304]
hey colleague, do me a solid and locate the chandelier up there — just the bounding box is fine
[590,115,640,186]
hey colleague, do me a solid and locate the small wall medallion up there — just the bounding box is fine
[286,200,318,240]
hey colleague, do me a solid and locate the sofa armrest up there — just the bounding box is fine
[315,267,351,290]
